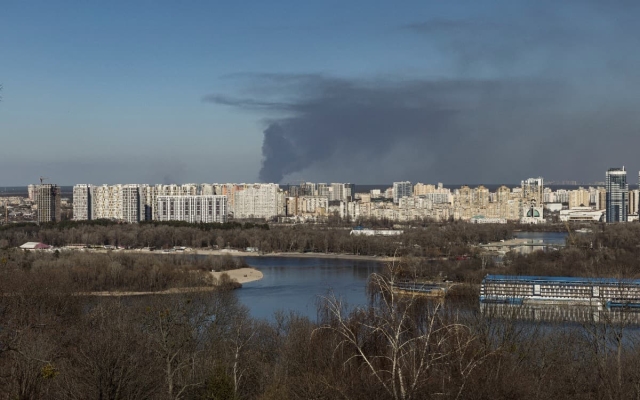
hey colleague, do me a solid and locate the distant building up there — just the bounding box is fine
[19,242,52,250]
[521,177,544,205]
[73,184,92,220]
[470,216,507,224]
[27,184,36,201]
[328,183,355,202]
[520,177,544,223]
[568,188,590,209]
[121,184,143,223]
[606,168,628,222]
[629,189,640,216]
[393,181,412,204]
[560,207,604,222]
[234,183,281,220]
[156,195,228,223]
[36,184,61,224]
[350,227,403,236]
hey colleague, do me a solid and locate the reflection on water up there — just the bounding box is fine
[233,233,573,322]
[239,257,382,321]
[481,302,640,325]
[513,231,568,245]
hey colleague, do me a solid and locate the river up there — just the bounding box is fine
[238,257,382,320]
[238,232,569,321]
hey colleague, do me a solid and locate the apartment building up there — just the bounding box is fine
[156,195,227,223]
[36,184,61,223]
[286,196,328,215]
[91,185,122,220]
[121,184,143,223]
[568,188,590,209]
[234,183,281,220]
[73,184,92,220]
[393,181,413,204]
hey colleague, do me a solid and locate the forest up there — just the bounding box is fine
[0,219,515,258]
[3,222,640,399]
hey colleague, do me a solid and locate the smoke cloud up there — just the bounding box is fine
[206,2,640,184]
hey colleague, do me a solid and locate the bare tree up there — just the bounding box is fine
[317,259,494,400]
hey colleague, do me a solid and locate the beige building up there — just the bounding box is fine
[413,183,436,196]
[568,188,590,209]
[629,189,640,215]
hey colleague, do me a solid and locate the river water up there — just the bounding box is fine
[238,232,570,321]
[238,257,382,320]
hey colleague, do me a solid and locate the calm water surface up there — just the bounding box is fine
[513,231,568,245]
[236,232,568,321]
[239,257,382,321]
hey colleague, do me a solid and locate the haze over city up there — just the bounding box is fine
[2,1,640,185]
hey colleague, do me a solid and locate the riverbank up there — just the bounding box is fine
[71,267,264,297]
[205,250,395,262]
[89,248,395,262]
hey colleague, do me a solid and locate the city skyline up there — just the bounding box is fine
[2,1,640,185]
[7,170,640,224]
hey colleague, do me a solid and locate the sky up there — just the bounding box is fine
[2,0,640,185]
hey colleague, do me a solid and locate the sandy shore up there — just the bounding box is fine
[74,267,264,297]
[212,267,263,284]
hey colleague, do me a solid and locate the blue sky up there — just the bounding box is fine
[2,1,639,185]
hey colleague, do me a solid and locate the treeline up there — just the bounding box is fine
[0,250,247,293]
[2,262,640,399]
[0,221,515,257]
[396,223,640,288]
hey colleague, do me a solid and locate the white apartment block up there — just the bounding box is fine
[73,184,145,222]
[328,183,354,201]
[156,195,228,223]
[27,184,37,202]
[92,184,123,220]
[121,184,143,223]
[393,181,413,204]
[73,184,92,220]
[200,183,215,195]
[328,200,359,220]
[233,183,281,220]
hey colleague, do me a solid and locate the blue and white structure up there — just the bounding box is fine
[481,275,640,308]
[606,167,628,222]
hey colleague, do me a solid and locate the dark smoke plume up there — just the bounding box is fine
[206,2,640,184]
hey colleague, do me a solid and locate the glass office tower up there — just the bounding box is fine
[606,167,628,222]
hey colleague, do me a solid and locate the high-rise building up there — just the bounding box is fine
[234,183,282,220]
[568,188,590,209]
[521,177,544,205]
[27,184,36,202]
[36,184,61,223]
[629,189,640,215]
[156,195,228,223]
[121,184,143,223]
[328,183,355,202]
[73,184,92,220]
[393,181,413,204]
[606,167,628,222]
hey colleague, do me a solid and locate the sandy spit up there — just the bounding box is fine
[72,267,264,297]
[211,267,263,284]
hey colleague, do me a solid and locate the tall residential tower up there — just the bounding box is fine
[606,168,628,222]
[36,184,61,224]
